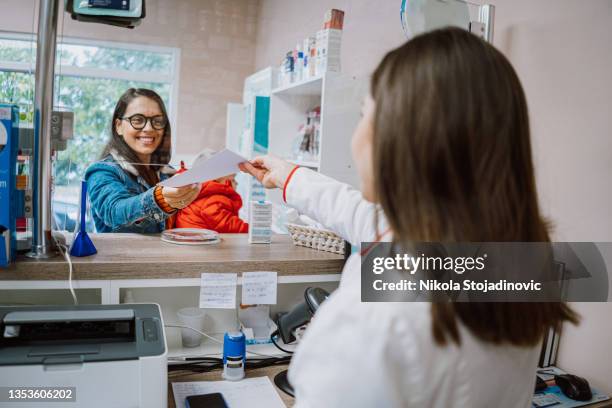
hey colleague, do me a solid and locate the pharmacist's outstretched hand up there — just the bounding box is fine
[239,155,297,189]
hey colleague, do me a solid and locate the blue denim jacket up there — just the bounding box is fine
[85,154,174,233]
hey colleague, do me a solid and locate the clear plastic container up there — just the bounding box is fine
[177,307,207,348]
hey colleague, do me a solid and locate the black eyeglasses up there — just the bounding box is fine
[121,114,167,130]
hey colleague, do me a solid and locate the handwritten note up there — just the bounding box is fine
[160,149,248,188]
[241,271,277,305]
[172,377,285,408]
[199,273,237,309]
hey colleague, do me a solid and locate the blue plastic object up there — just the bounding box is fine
[0,233,7,267]
[222,331,246,364]
[0,104,19,267]
[70,180,97,257]
[222,330,246,381]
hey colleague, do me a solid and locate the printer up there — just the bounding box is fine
[0,304,167,408]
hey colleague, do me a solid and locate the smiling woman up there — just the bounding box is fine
[108,91,169,185]
[84,88,200,233]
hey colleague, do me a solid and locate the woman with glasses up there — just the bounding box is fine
[85,88,200,233]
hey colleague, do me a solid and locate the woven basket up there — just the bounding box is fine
[285,223,345,255]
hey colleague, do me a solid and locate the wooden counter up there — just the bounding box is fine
[2,233,345,280]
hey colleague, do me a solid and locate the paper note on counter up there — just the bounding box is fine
[199,273,237,309]
[160,149,248,188]
[241,271,277,305]
[172,376,285,408]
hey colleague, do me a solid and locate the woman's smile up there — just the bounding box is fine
[136,134,158,147]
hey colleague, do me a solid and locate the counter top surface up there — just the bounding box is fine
[2,233,345,280]
[168,364,293,407]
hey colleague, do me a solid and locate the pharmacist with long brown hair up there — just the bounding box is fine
[242,28,578,407]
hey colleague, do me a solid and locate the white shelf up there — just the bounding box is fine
[166,330,291,361]
[288,158,320,168]
[268,73,366,196]
[271,75,323,97]
[131,281,341,359]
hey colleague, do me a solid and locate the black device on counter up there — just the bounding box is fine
[186,393,228,408]
[554,374,593,401]
[275,287,329,344]
[272,287,330,397]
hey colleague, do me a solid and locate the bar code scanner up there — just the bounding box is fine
[275,287,329,344]
[272,287,329,397]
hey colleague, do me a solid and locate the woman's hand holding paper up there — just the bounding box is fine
[239,155,297,190]
[161,183,200,209]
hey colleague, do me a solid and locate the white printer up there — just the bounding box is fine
[0,304,167,408]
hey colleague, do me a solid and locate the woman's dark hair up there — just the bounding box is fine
[370,27,578,346]
[101,88,171,186]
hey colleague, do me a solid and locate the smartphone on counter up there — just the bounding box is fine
[185,392,229,408]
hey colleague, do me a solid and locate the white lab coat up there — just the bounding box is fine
[285,168,540,408]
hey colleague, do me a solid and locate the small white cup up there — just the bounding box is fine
[177,307,206,348]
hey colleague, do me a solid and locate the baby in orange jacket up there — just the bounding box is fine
[173,151,248,233]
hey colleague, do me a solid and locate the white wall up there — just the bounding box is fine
[490,0,612,393]
[255,0,612,392]
[492,0,612,242]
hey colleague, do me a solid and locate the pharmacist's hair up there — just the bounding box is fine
[370,27,578,347]
[101,88,172,186]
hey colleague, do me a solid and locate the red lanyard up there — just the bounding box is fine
[359,228,391,256]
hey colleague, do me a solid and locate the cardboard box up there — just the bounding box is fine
[324,9,344,30]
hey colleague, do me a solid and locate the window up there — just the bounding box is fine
[0,32,180,230]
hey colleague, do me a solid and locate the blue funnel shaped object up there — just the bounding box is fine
[70,180,97,257]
